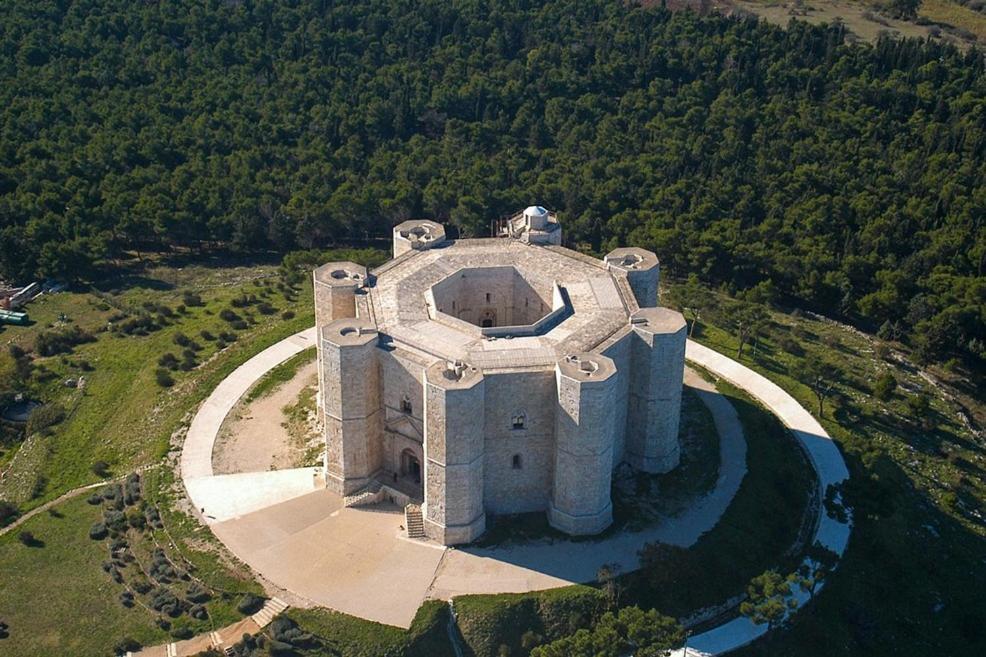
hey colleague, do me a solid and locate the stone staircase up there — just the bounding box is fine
[251,596,289,627]
[405,504,425,539]
[343,480,383,507]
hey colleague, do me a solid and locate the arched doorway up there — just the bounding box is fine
[479,309,496,328]
[401,448,422,485]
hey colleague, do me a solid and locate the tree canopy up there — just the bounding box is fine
[0,1,983,371]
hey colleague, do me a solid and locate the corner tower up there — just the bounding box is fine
[320,317,383,495]
[549,353,617,535]
[605,247,660,308]
[423,360,486,545]
[627,308,687,473]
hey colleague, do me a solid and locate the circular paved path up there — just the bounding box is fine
[180,328,852,653]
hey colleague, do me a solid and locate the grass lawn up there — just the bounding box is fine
[0,495,168,656]
[0,466,266,657]
[0,259,313,509]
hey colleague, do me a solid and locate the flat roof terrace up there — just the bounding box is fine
[367,239,634,371]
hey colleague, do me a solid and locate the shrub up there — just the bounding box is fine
[873,373,897,401]
[150,587,183,616]
[237,593,265,614]
[91,461,111,477]
[89,522,108,540]
[0,500,19,527]
[186,584,212,604]
[156,369,175,387]
[182,291,204,307]
[158,353,179,370]
[35,326,96,356]
[257,302,276,315]
[87,493,102,505]
[230,319,248,331]
[114,637,141,654]
[219,309,240,322]
[189,604,208,620]
[171,626,194,640]
[219,331,237,343]
[120,591,135,607]
[18,531,37,546]
[281,310,295,320]
[199,330,215,341]
[25,402,66,435]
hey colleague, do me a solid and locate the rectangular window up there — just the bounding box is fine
[512,454,522,469]
[486,293,491,302]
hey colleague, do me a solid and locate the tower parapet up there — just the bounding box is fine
[604,247,659,308]
[393,220,446,258]
[627,308,687,473]
[549,353,617,535]
[321,317,382,495]
[423,360,486,545]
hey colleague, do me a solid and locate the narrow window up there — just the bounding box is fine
[452,300,456,310]
[512,454,522,469]
[486,292,491,303]
[400,394,412,414]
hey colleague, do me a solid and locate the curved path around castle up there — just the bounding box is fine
[179,327,852,654]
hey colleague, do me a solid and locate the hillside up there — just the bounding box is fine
[0,0,983,379]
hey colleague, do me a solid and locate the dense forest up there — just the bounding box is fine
[0,0,983,371]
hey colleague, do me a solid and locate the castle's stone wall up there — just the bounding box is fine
[431,266,552,328]
[316,223,687,546]
[482,370,556,514]
[423,364,486,544]
[601,329,632,466]
[321,320,383,494]
[627,308,687,473]
[549,355,617,535]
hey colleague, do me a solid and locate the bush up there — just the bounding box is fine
[873,373,897,401]
[199,330,215,341]
[186,584,212,604]
[158,353,180,370]
[219,308,240,323]
[281,310,295,320]
[89,522,108,540]
[219,331,237,343]
[18,531,37,546]
[182,291,204,307]
[155,369,175,387]
[91,461,111,477]
[104,509,129,533]
[87,493,102,505]
[173,332,191,347]
[34,326,96,356]
[237,593,265,614]
[114,637,142,654]
[171,626,194,640]
[230,319,248,331]
[0,500,19,527]
[150,587,183,616]
[25,402,66,435]
[257,302,276,315]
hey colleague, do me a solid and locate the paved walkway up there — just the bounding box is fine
[179,327,852,652]
[670,341,852,657]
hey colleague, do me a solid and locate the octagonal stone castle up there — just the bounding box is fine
[314,207,686,545]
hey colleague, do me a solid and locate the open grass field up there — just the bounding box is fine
[0,258,314,510]
[0,465,264,657]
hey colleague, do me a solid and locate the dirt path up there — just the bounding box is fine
[212,360,319,474]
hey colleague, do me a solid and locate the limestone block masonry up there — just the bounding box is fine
[314,207,689,545]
